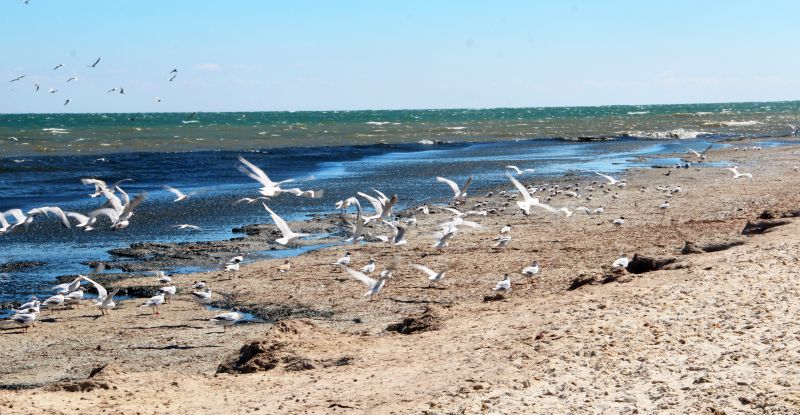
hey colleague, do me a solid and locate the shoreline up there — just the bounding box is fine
[2,140,800,412]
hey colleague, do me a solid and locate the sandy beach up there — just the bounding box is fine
[2,141,800,414]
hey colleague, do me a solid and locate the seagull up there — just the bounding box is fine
[210,311,242,332]
[283,188,325,199]
[9,311,36,333]
[169,74,177,82]
[492,274,511,293]
[361,258,376,274]
[506,165,535,175]
[174,224,201,230]
[4,208,33,231]
[192,281,207,290]
[492,235,512,248]
[105,88,116,93]
[433,227,457,248]
[238,156,295,197]
[229,255,244,264]
[224,261,239,272]
[233,197,269,205]
[9,75,25,82]
[333,252,352,266]
[141,293,165,315]
[63,99,70,106]
[522,261,540,279]
[170,69,178,74]
[436,176,473,202]
[119,87,125,94]
[96,288,120,315]
[33,82,39,91]
[726,166,753,180]
[191,288,213,307]
[52,276,83,294]
[344,266,391,300]
[612,254,629,270]
[342,201,365,244]
[358,190,397,224]
[417,204,430,215]
[659,201,670,210]
[151,270,171,284]
[42,293,65,313]
[154,97,162,103]
[66,76,78,83]
[48,88,57,93]
[52,64,63,71]
[687,144,713,160]
[63,287,85,306]
[412,264,449,285]
[88,186,146,230]
[613,217,625,226]
[25,206,71,229]
[159,286,176,303]
[277,259,292,273]
[789,124,800,136]
[88,57,101,68]
[500,224,511,234]
[384,221,408,245]
[262,203,309,245]
[595,172,625,187]
[17,297,39,312]
[506,173,557,215]
[65,212,94,230]
[593,207,605,214]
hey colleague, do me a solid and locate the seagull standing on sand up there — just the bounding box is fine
[522,261,540,279]
[192,288,213,308]
[613,217,625,226]
[262,203,309,245]
[42,294,65,313]
[9,311,36,333]
[417,204,430,215]
[151,270,171,284]
[726,166,753,180]
[659,201,670,210]
[436,176,473,202]
[493,274,511,293]
[492,235,512,248]
[500,224,511,234]
[333,252,352,266]
[789,124,799,136]
[210,311,242,332]
[96,289,119,315]
[361,258,376,274]
[141,293,165,315]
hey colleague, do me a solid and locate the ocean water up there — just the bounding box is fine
[1,101,798,310]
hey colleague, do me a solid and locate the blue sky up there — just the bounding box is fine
[1,1,798,113]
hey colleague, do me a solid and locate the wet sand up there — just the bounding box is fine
[2,142,800,413]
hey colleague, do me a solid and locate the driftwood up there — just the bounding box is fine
[626,254,677,274]
[741,220,790,235]
[681,240,745,254]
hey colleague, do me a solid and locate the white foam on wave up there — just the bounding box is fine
[365,121,391,125]
[627,111,649,115]
[720,120,762,127]
[418,139,435,145]
[627,128,709,139]
[42,128,69,134]
[446,126,466,130]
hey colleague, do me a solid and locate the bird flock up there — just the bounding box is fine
[4,145,758,333]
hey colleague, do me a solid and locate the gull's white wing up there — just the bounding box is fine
[116,185,130,206]
[357,192,383,215]
[238,156,275,187]
[80,275,107,300]
[89,208,120,223]
[687,148,701,157]
[41,207,71,228]
[101,288,120,306]
[163,185,186,199]
[66,211,90,225]
[505,173,536,205]
[411,264,437,278]
[506,165,522,174]
[120,194,146,218]
[443,207,463,217]
[212,312,240,322]
[534,201,559,214]
[461,176,473,194]
[344,266,377,288]
[371,188,390,204]
[262,203,293,237]
[595,172,616,183]
[0,211,9,228]
[701,144,713,155]
[4,209,26,224]
[100,186,123,212]
[436,176,460,197]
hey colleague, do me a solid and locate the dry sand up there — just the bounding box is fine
[2,142,800,414]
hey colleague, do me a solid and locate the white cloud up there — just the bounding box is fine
[193,63,221,72]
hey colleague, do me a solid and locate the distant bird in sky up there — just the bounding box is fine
[33,82,39,91]
[63,98,70,106]
[154,97,162,102]
[163,185,192,202]
[105,88,116,93]
[170,69,178,74]
[52,63,63,71]
[48,87,57,93]
[169,74,177,82]
[9,75,25,82]
[186,112,197,120]
[66,76,77,83]
[88,57,101,68]
[119,87,125,94]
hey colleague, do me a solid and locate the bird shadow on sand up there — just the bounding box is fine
[385,297,449,305]
[124,324,205,330]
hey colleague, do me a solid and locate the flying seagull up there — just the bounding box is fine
[105,88,116,93]
[163,185,192,202]
[169,74,177,82]
[344,266,391,301]
[63,99,70,106]
[33,82,39,91]
[170,69,178,74]
[436,176,473,201]
[726,166,753,180]
[262,202,308,245]
[9,75,25,82]
[506,165,535,175]
[52,63,63,71]
[88,57,101,68]
[66,76,78,83]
